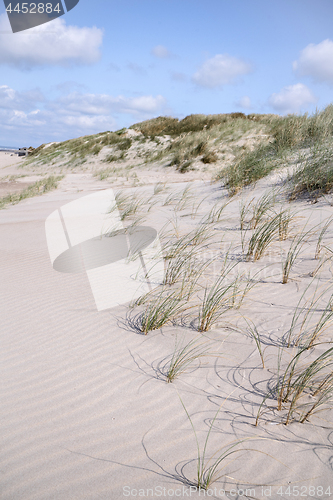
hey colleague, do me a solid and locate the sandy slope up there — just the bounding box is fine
[1,158,333,499]
[0,152,33,197]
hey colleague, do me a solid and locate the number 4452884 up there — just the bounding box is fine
[6,3,62,14]
[277,486,331,496]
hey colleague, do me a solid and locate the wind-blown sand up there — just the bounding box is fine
[1,156,333,499]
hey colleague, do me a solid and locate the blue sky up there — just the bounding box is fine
[0,0,333,147]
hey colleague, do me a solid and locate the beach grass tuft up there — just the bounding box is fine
[139,288,185,334]
[0,175,64,210]
[165,337,214,383]
[179,396,248,490]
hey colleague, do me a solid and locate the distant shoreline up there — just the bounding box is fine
[0,147,20,153]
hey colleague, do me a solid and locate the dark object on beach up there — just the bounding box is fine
[18,147,34,157]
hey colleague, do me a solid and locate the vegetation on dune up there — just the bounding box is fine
[129,105,333,189]
[23,104,333,201]
[26,112,269,172]
[162,117,262,172]
[219,105,333,196]
[0,175,63,210]
[129,112,252,137]
[165,336,215,383]
[256,346,333,425]
[289,142,333,200]
[271,105,333,151]
[6,105,333,486]
[218,143,278,194]
[26,128,132,167]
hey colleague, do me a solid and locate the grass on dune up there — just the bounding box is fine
[139,288,186,334]
[198,269,238,332]
[26,129,131,167]
[162,224,213,260]
[202,199,231,224]
[163,184,193,207]
[176,259,212,301]
[128,112,265,172]
[256,345,333,425]
[163,250,198,286]
[162,224,213,288]
[218,105,333,195]
[246,212,282,261]
[179,396,248,490]
[178,396,277,490]
[107,190,146,221]
[25,104,333,195]
[249,191,276,229]
[315,216,333,259]
[281,228,310,284]
[243,317,265,368]
[283,280,333,348]
[219,143,278,195]
[276,346,333,425]
[129,112,252,137]
[165,336,216,383]
[271,105,333,151]
[289,142,333,200]
[286,289,333,349]
[239,191,279,234]
[0,175,63,210]
[239,197,254,231]
[278,208,294,241]
[153,182,167,195]
[246,206,295,261]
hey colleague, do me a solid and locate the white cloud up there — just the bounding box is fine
[268,83,317,114]
[151,45,171,58]
[0,14,103,68]
[293,39,333,85]
[0,85,44,110]
[192,54,253,88]
[235,96,252,109]
[0,85,168,144]
[57,93,167,116]
[122,95,166,114]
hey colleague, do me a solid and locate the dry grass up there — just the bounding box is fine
[285,281,333,348]
[246,212,282,261]
[218,105,333,195]
[0,175,63,210]
[219,143,278,194]
[179,396,249,490]
[198,270,238,332]
[129,113,251,138]
[276,346,333,424]
[289,142,333,200]
[165,336,215,383]
[139,288,186,334]
[315,216,333,259]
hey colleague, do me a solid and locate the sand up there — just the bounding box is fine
[1,153,333,500]
[0,152,39,197]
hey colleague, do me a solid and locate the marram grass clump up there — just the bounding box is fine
[0,175,63,210]
[218,105,333,195]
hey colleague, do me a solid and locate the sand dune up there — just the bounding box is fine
[1,160,333,500]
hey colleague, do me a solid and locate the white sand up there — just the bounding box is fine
[0,152,37,196]
[0,151,25,169]
[1,159,333,500]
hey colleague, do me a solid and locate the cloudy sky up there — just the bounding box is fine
[1,0,333,147]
